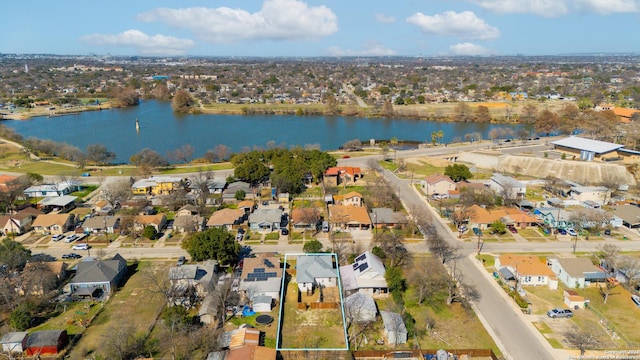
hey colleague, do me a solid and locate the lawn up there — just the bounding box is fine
[66,261,170,359]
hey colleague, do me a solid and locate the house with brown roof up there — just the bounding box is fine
[0,215,29,236]
[328,205,371,230]
[173,214,206,233]
[495,254,556,287]
[31,213,73,234]
[238,253,282,302]
[613,107,640,123]
[207,208,245,230]
[291,207,321,230]
[134,214,166,232]
[467,205,539,230]
[422,174,456,196]
[225,345,276,360]
[323,166,362,186]
[220,327,262,349]
[0,174,17,192]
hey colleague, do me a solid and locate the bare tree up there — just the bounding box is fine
[564,329,601,357]
[597,244,620,273]
[408,257,446,305]
[167,144,195,164]
[100,178,132,210]
[445,261,464,305]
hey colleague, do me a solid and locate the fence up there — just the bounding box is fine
[352,349,498,360]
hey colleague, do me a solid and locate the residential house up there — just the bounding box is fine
[467,205,539,230]
[380,311,407,345]
[238,253,282,302]
[92,200,114,215]
[220,327,262,349]
[222,181,253,202]
[1,331,28,354]
[70,254,128,296]
[131,176,187,196]
[564,289,586,309]
[24,330,68,356]
[551,136,624,161]
[328,205,371,230]
[0,174,17,192]
[324,166,362,186]
[490,173,526,200]
[611,204,640,228]
[334,191,364,207]
[569,185,610,206]
[31,213,73,234]
[495,254,556,287]
[207,208,245,230]
[340,251,388,297]
[37,195,77,212]
[134,214,167,232]
[0,215,26,236]
[176,204,199,217]
[168,261,218,306]
[82,216,120,234]
[199,292,221,326]
[291,207,320,231]
[204,178,227,194]
[547,257,606,288]
[173,213,206,233]
[422,174,456,196]
[23,180,81,198]
[613,107,640,123]
[344,292,377,323]
[249,208,283,232]
[296,254,337,293]
[237,200,255,214]
[277,193,290,203]
[533,208,572,229]
[369,208,408,229]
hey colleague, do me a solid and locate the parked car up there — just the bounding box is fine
[52,234,64,242]
[72,243,89,250]
[508,226,518,234]
[472,228,483,236]
[567,228,577,236]
[632,294,640,307]
[546,308,573,318]
[62,253,82,260]
[236,232,244,241]
[176,256,186,266]
[64,234,78,243]
[281,228,289,236]
[557,228,567,235]
[604,229,612,236]
[457,225,468,233]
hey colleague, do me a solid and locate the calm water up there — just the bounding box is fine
[4,100,526,163]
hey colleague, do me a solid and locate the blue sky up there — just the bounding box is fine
[2,0,639,57]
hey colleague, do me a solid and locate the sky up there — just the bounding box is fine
[2,0,640,57]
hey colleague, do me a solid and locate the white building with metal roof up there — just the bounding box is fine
[551,136,624,161]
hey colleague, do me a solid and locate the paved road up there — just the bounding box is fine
[381,168,560,360]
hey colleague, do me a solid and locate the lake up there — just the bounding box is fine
[4,100,527,163]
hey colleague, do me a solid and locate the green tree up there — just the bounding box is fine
[371,246,385,259]
[0,238,31,270]
[444,164,473,182]
[231,152,270,186]
[303,239,323,253]
[490,220,507,235]
[385,266,406,293]
[182,227,240,264]
[234,190,246,200]
[142,226,157,240]
[9,306,31,331]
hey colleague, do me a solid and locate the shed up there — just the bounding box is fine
[380,311,407,345]
[253,295,273,312]
[25,330,68,356]
[1,331,28,353]
[564,289,586,309]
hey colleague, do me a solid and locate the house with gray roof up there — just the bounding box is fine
[380,311,407,345]
[249,208,283,232]
[490,173,526,200]
[547,257,606,288]
[340,251,388,297]
[551,136,624,161]
[70,254,127,296]
[344,292,377,324]
[82,215,120,234]
[1,331,28,353]
[168,261,218,305]
[612,204,640,228]
[569,185,610,206]
[296,254,337,293]
[222,181,253,201]
[369,208,408,229]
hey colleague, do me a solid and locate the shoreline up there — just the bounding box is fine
[0,103,114,121]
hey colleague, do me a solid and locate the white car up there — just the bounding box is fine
[72,243,89,250]
[567,228,577,236]
[51,234,64,242]
[64,234,78,243]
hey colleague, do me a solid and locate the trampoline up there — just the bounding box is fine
[255,314,274,325]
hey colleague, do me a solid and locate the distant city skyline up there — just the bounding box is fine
[2,0,640,57]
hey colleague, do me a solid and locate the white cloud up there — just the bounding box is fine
[449,42,495,56]
[80,30,194,55]
[138,0,338,43]
[406,11,500,40]
[375,13,396,23]
[472,0,638,16]
[327,43,396,56]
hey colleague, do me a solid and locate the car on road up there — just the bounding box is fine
[61,253,82,260]
[566,228,577,236]
[52,234,64,242]
[72,243,89,250]
[546,308,573,318]
[176,256,186,266]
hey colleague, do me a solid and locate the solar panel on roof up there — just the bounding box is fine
[358,263,369,272]
[352,263,359,270]
[255,268,265,273]
[355,254,367,262]
[267,272,277,277]
[264,259,274,268]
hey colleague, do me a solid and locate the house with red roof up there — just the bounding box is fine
[323,166,362,186]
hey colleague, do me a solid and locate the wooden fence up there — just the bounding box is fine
[352,348,498,359]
